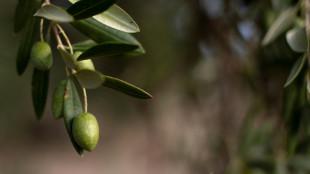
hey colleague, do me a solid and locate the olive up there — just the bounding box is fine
[73,51,95,71]
[31,41,53,70]
[72,112,99,151]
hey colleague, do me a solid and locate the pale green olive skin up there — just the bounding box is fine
[72,112,99,151]
[31,41,53,70]
[73,51,95,71]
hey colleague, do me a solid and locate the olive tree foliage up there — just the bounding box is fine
[14,0,152,156]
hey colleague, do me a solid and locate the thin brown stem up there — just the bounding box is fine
[56,24,73,54]
[40,19,44,41]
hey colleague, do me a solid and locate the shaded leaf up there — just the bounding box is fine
[284,54,306,87]
[34,4,74,23]
[77,42,139,60]
[14,0,41,33]
[58,48,76,69]
[74,70,102,89]
[72,40,97,52]
[262,6,298,46]
[52,80,67,120]
[67,0,116,20]
[63,77,84,156]
[102,75,152,99]
[31,68,49,120]
[286,27,308,52]
[71,18,145,56]
[16,17,38,76]
[93,5,139,33]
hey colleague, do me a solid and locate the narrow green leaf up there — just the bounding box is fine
[71,18,145,56]
[31,68,49,120]
[93,5,140,33]
[52,80,67,120]
[14,0,41,33]
[72,40,97,52]
[67,0,117,20]
[262,6,298,46]
[77,42,139,60]
[284,54,307,87]
[102,75,152,99]
[58,48,76,69]
[63,77,84,156]
[74,70,102,89]
[34,4,74,23]
[16,17,38,76]
[286,27,308,53]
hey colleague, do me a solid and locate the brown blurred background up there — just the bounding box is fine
[0,0,298,174]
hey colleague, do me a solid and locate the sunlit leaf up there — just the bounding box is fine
[72,40,97,52]
[63,77,84,156]
[262,6,298,46]
[14,0,41,33]
[71,18,145,56]
[58,48,76,69]
[52,80,67,120]
[31,68,49,120]
[284,54,306,87]
[34,4,74,23]
[67,0,116,20]
[286,27,308,52]
[74,70,102,89]
[77,42,139,60]
[16,17,38,76]
[102,75,152,99]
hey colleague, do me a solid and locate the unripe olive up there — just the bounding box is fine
[31,41,53,70]
[72,112,99,151]
[73,51,95,71]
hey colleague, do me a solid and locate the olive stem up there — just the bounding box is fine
[56,24,73,55]
[52,24,64,49]
[83,87,88,113]
[40,19,44,42]
[306,0,310,65]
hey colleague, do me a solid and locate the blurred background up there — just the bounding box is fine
[0,0,305,174]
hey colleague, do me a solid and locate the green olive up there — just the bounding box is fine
[31,41,53,70]
[72,112,99,151]
[73,51,95,71]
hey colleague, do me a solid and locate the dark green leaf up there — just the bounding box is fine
[262,6,298,46]
[286,27,308,52]
[58,48,76,69]
[16,17,38,76]
[63,77,84,156]
[34,4,74,23]
[77,42,139,60]
[67,0,116,20]
[52,80,67,120]
[72,40,97,52]
[74,70,102,89]
[102,75,152,99]
[14,0,41,33]
[71,18,145,56]
[31,68,49,120]
[284,54,307,87]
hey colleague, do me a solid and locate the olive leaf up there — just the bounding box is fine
[14,0,41,33]
[72,40,97,52]
[77,42,139,60]
[262,6,298,46]
[34,4,74,23]
[31,68,49,120]
[93,5,140,33]
[74,70,102,89]
[286,27,308,53]
[58,48,76,69]
[52,80,67,120]
[63,77,84,156]
[16,17,38,76]
[284,54,307,87]
[67,0,117,20]
[102,75,152,99]
[71,18,145,57]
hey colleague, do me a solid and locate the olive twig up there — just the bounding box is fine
[40,18,44,42]
[56,24,73,55]
[82,87,88,113]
